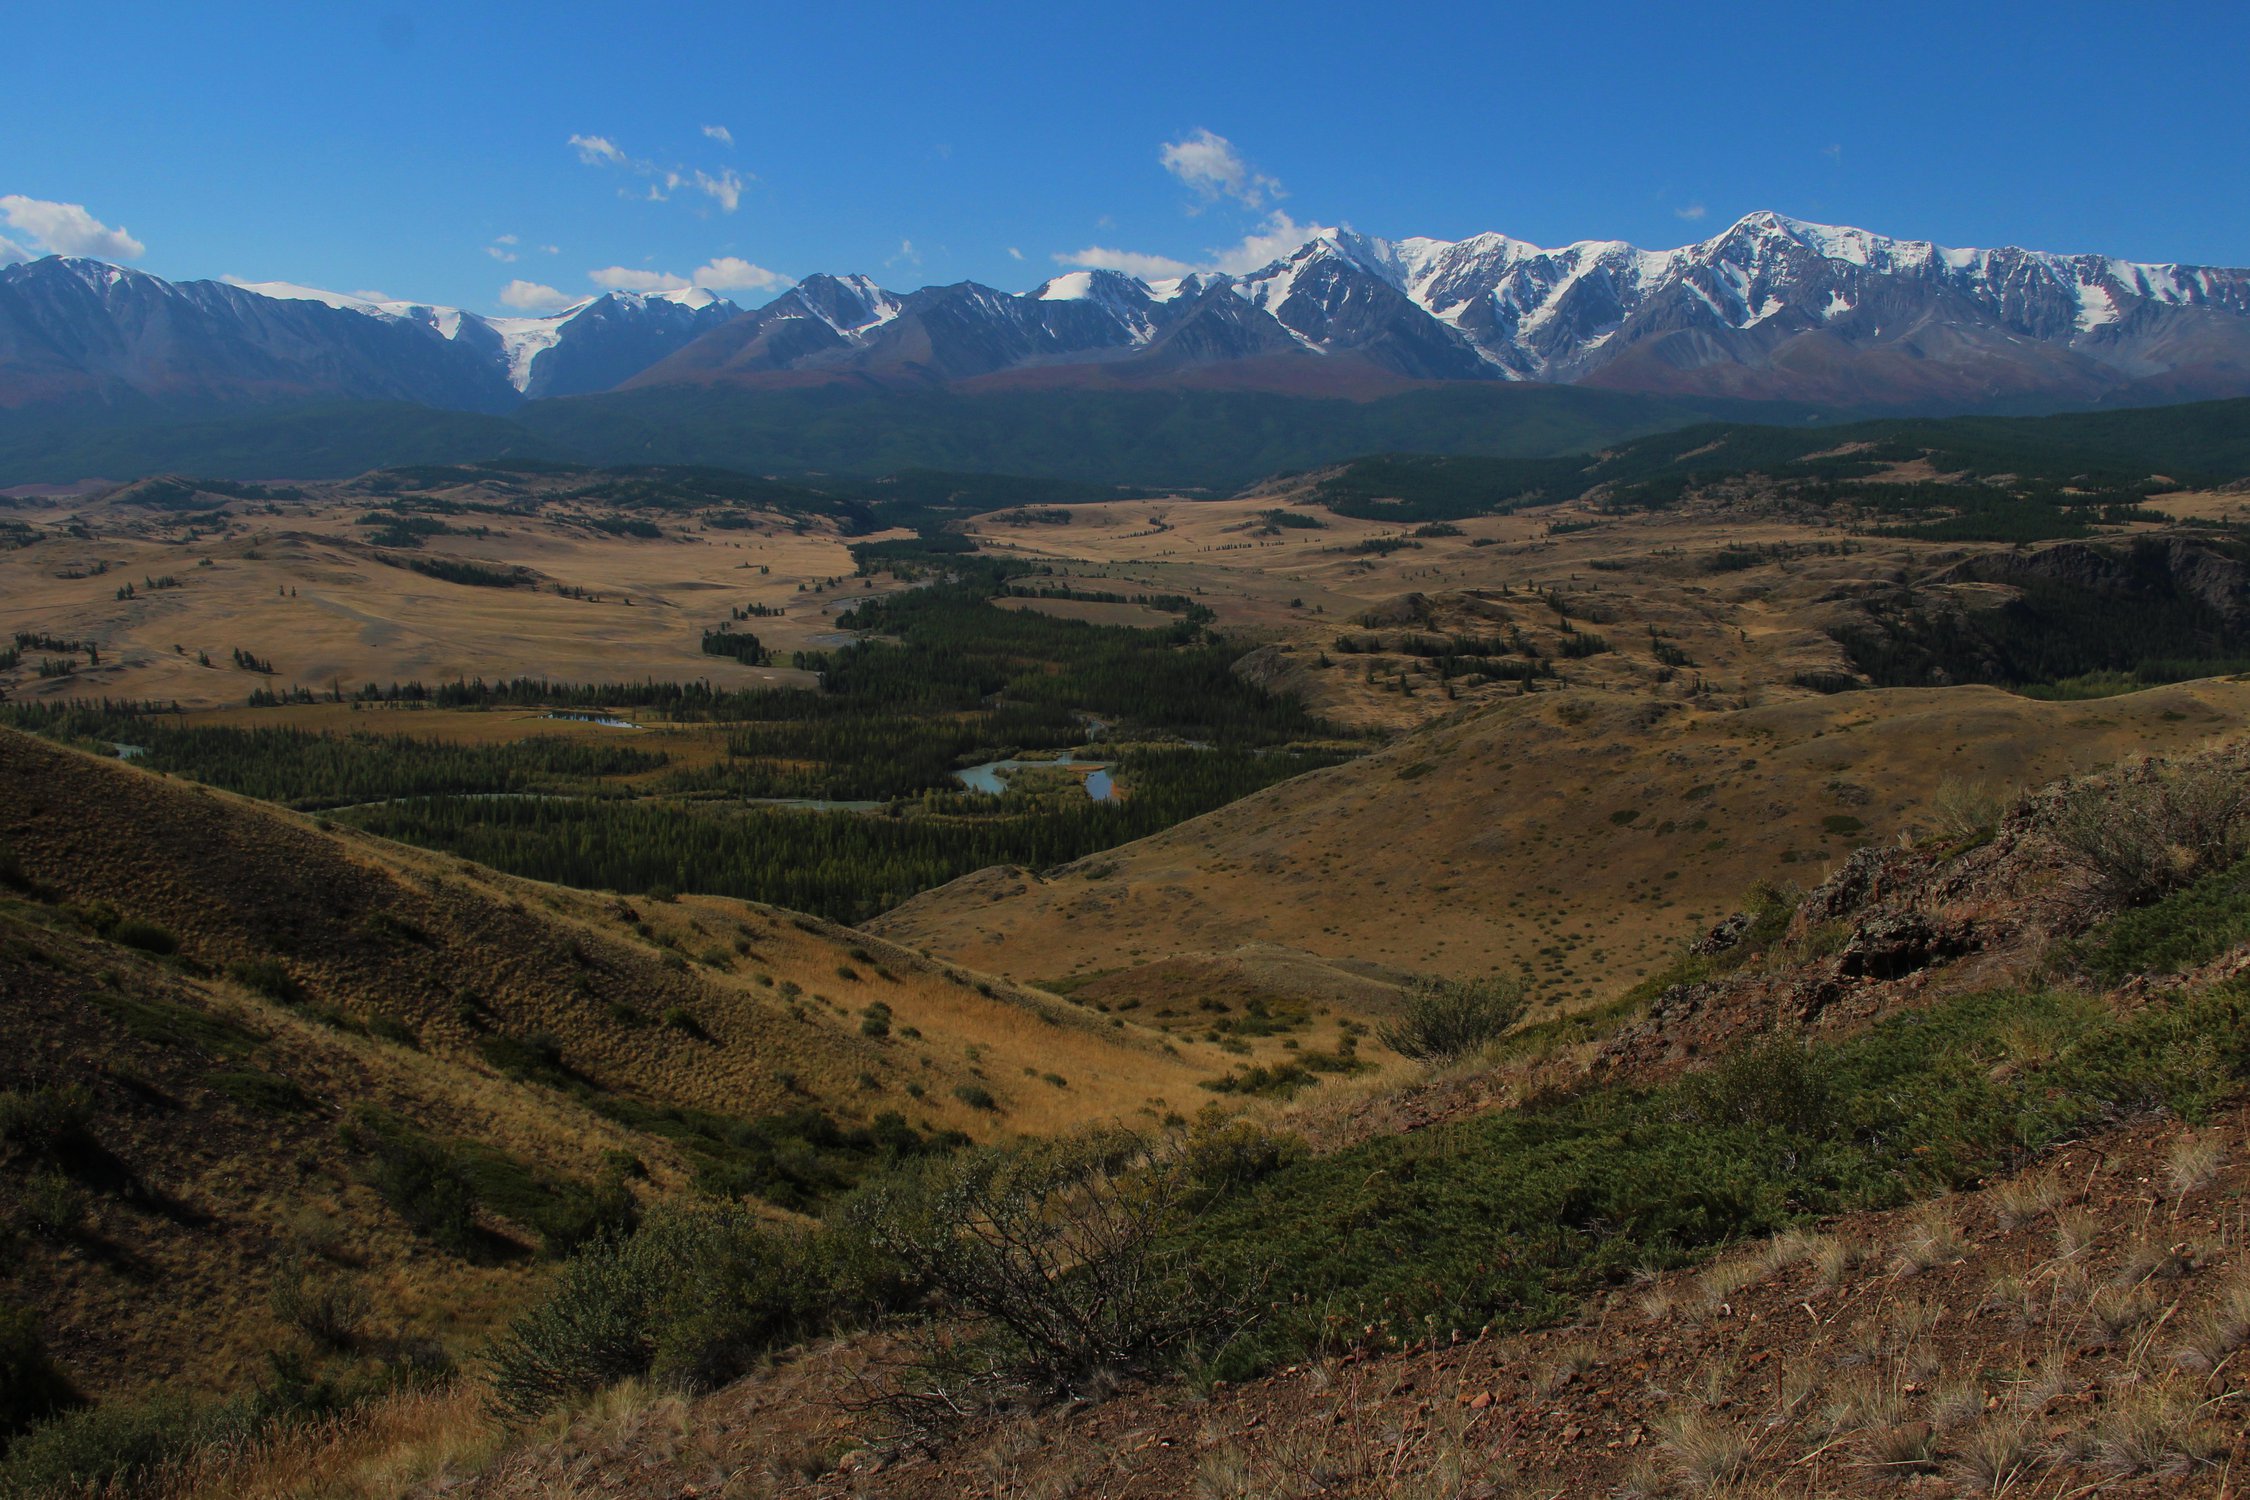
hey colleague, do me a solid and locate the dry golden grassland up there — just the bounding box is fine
[0,728,1254,1399]
[0,488,919,708]
[875,678,2250,1015]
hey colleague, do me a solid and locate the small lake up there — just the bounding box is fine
[544,711,641,729]
[952,753,1118,802]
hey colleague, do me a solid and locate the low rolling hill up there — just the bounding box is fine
[0,726,1213,1402]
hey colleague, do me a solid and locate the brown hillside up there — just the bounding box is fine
[0,727,1214,1399]
[871,679,2250,1013]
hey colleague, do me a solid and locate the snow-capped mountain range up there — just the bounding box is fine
[233,278,734,398]
[0,258,736,412]
[8,213,2250,415]
[638,213,2250,406]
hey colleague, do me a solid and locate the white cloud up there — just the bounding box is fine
[541,244,560,255]
[495,233,519,245]
[589,265,693,292]
[0,235,31,265]
[1052,245,1196,279]
[0,195,145,260]
[1205,211,1316,274]
[485,244,519,262]
[1050,211,1319,284]
[568,133,627,166]
[1674,203,1708,222]
[690,256,786,292]
[571,134,748,213]
[886,239,922,269]
[1006,246,1024,261]
[689,168,744,213]
[703,124,734,147]
[1159,129,1282,210]
[499,279,577,312]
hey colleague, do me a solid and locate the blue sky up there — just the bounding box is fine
[6,0,2248,315]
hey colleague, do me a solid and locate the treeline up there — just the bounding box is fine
[1835,537,2250,690]
[1002,584,1215,624]
[336,747,1346,921]
[698,628,768,666]
[0,703,666,810]
[334,677,802,717]
[679,701,1086,801]
[825,562,1325,745]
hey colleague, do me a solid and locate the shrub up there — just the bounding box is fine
[1672,1038,1840,1138]
[109,918,178,956]
[1926,777,2005,846]
[485,1204,877,1416]
[0,1391,253,1498]
[0,1085,93,1164]
[228,957,303,1004]
[340,1110,480,1255]
[1179,1117,1306,1209]
[269,1261,370,1351]
[0,1304,78,1443]
[952,1083,998,1112]
[2053,762,2250,910]
[1377,975,1528,1061]
[2060,853,2250,985]
[208,1069,311,1115]
[367,1016,419,1049]
[842,1129,1232,1402]
[12,1172,90,1243]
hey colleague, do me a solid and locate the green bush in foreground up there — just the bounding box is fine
[1184,980,2250,1379]
[2061,851,2250,987]
[484,1203,896,1416]
[0,1393,253,1498]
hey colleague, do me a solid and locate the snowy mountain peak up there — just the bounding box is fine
[207,273,738,396]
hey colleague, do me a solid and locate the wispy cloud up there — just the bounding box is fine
[886,238,922,270]
[1006,246,1024,261]
[1673,203,1707,222]
[484,234,519,262]
[0,195,144,260]
[498,279,577,312]
[1159,128,1283,210]
[568,133,627,166]
[685,168,744,212]
[0,235,31,264]
[568,133,750,213]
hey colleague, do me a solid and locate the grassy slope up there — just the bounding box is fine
[0,727,1209,1398]
[870,679,2250,1005]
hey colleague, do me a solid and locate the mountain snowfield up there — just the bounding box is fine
[7,212,2250,413]
[623,211,2250,405]
[228,277,737,397]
